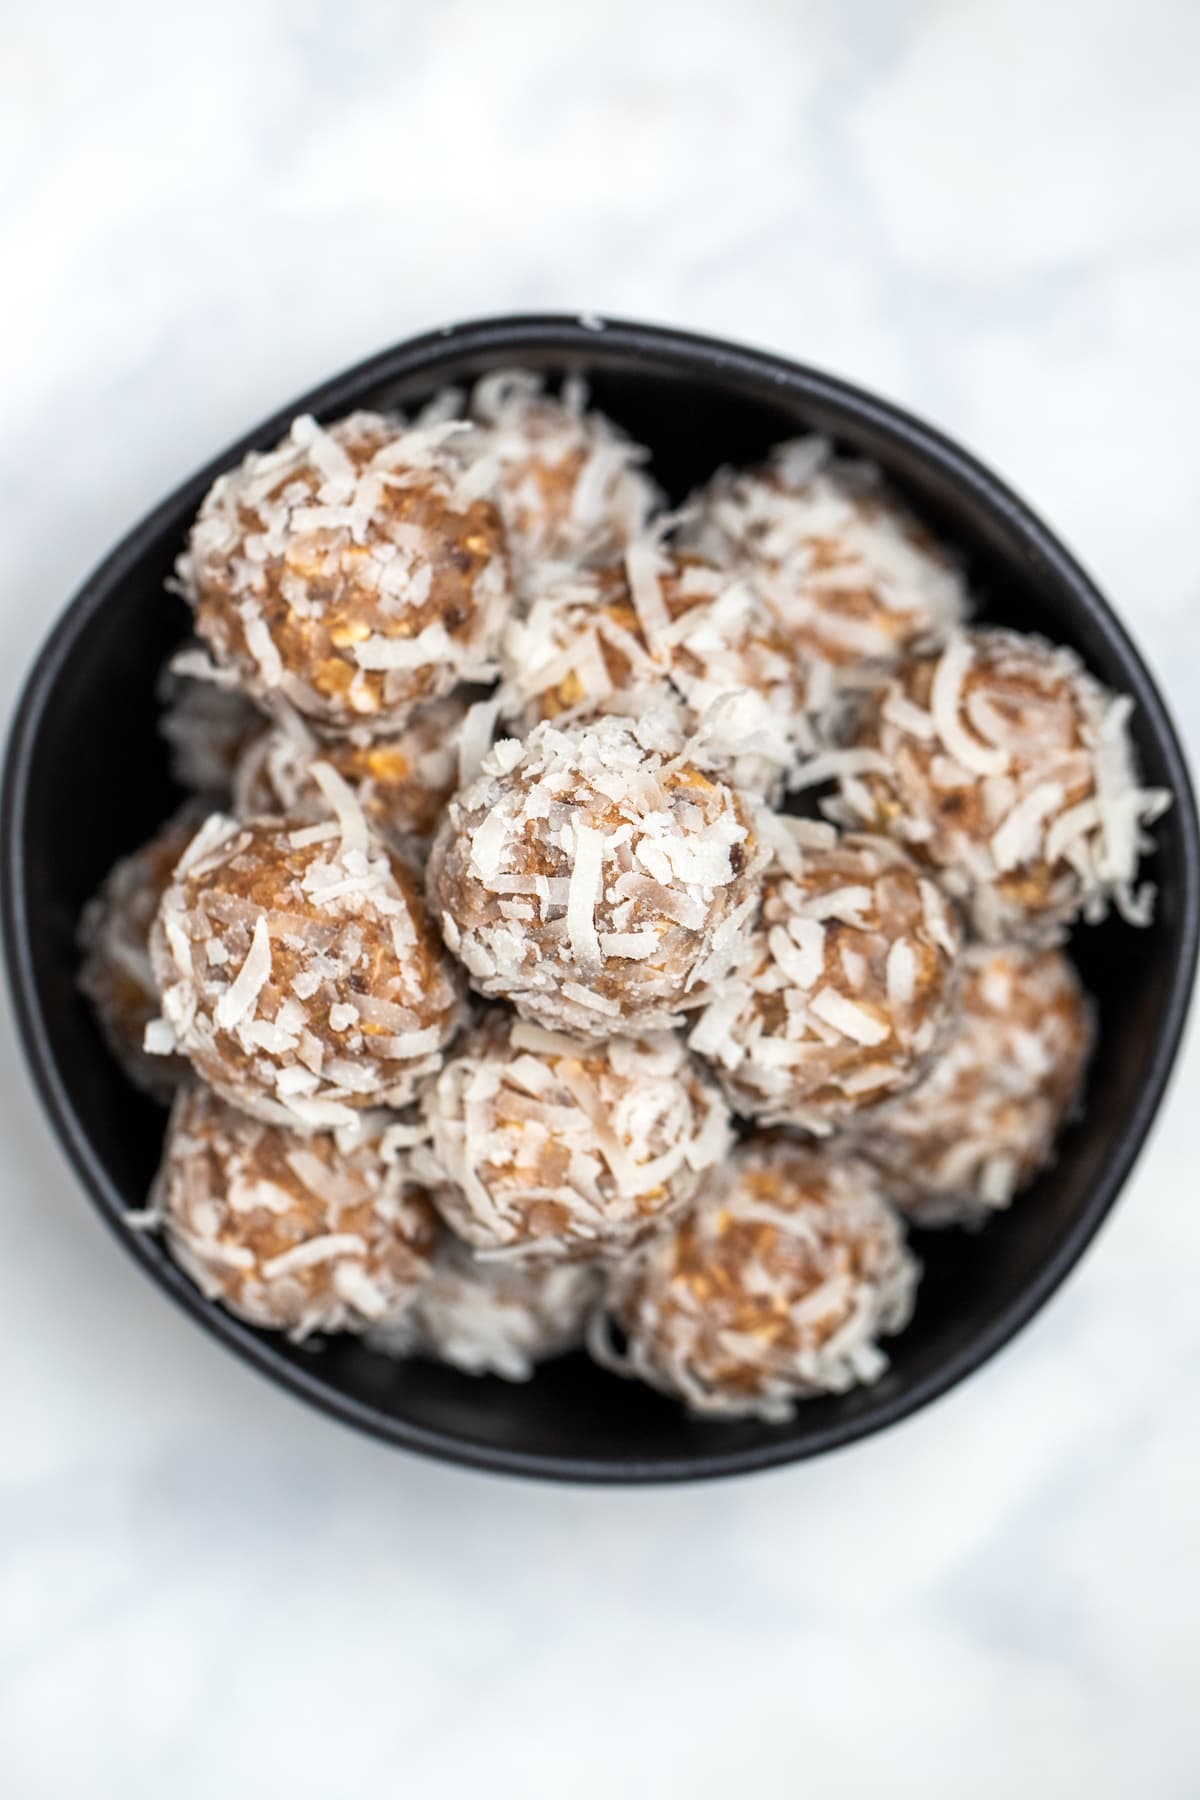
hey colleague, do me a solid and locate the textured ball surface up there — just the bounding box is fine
[155,1086,436,1337]
[428,715,767,1035]
[837,628,1168,941]
[691,822,961,1131]
[180,412,511,735]
[855,942,1094,1225]
[150,806,464,1127]
[415,1009,732,1259]
[596,1136,918,1419]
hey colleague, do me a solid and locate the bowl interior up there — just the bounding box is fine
[5,319,1197,1481]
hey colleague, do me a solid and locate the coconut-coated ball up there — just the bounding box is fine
[855,942,1094,1226]
[835,627,1170,941]
[428,714,767,1035]
[153,1085,437,1337]
[594,1136,919,1419]
[77,805,203,1099]
[149,802,464,1129]
[691,821,961,1132]
[413,1009,732,1260]
[179,411,512,735]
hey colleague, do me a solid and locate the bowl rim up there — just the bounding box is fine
[4,311,1198,1484]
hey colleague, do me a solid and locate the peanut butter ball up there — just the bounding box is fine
[157,651,265,799]
[469,369,659,581]
[428,715,767,1035]
[835,628,1170,940]
[500,545,814,796]
[414,1010,732,1260]
[178,412,512,735]
[154,1086,436,1338]
[149,800,464,1128]
[369,1236,604,1380]
[684,436,965,691]
[77,806,202,1099]
[595,1137,918,1419]
[234,688,488,853]
[856,942,1093,1226]
[692,822,961,1132]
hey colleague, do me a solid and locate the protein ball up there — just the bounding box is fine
[149,800,465,1129]
[691,822,961,1132]
[77,806,202,1099]
[855,942,1094,1226]
[153,1085,437,1338]
[157,651,266,800]
[835,627,1170,941]
[594,1136,919,1419]
[234,688,488,852]
[413,1011,733,1260]
[469,369,659,580]
[500,544,814,796]
[178,411,512,735]
[684,436,965,699]
[428,714,767,1035]
[369,1235,604,1380]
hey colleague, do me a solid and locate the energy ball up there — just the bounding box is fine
[153,1085,437,1338]
[369,1236,604,1380]
[856,942,1094,1227]
[178,411,512,736]
[469,369,659,579]
[77,806,202,1099]
[500,543,814,796]
[594,1136,919,1419]
[414,1011,732,1260]
[683,436,965,693]
[428,714,767,1035]
[835,627,1170,941]
[149,800,465,1129]
[691,822,961,1132]
[234,688,489,852]
[157,650,265,799]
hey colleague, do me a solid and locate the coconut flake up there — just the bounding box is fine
[458,697,502,789]
[809,988,889,1046]
[930,636,1011,777]
[309,760,370,858]
[567,825,604,973]
[886,939,917,1010]
[260,1233,368,1280]
[990,782,1064,873]
[214,916,272,1030]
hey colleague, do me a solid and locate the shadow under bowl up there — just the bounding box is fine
[3,314,1197,1482]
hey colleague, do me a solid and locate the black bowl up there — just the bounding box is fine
[4,315,1197,1483]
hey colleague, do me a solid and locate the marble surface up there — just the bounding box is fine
[2,2,1198,1793]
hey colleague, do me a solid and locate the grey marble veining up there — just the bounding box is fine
[1,2,1197,1793]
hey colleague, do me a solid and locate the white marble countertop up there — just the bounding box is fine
[2,2,1198,1793]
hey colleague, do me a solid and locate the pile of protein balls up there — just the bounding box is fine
[77,371,1170,1420]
